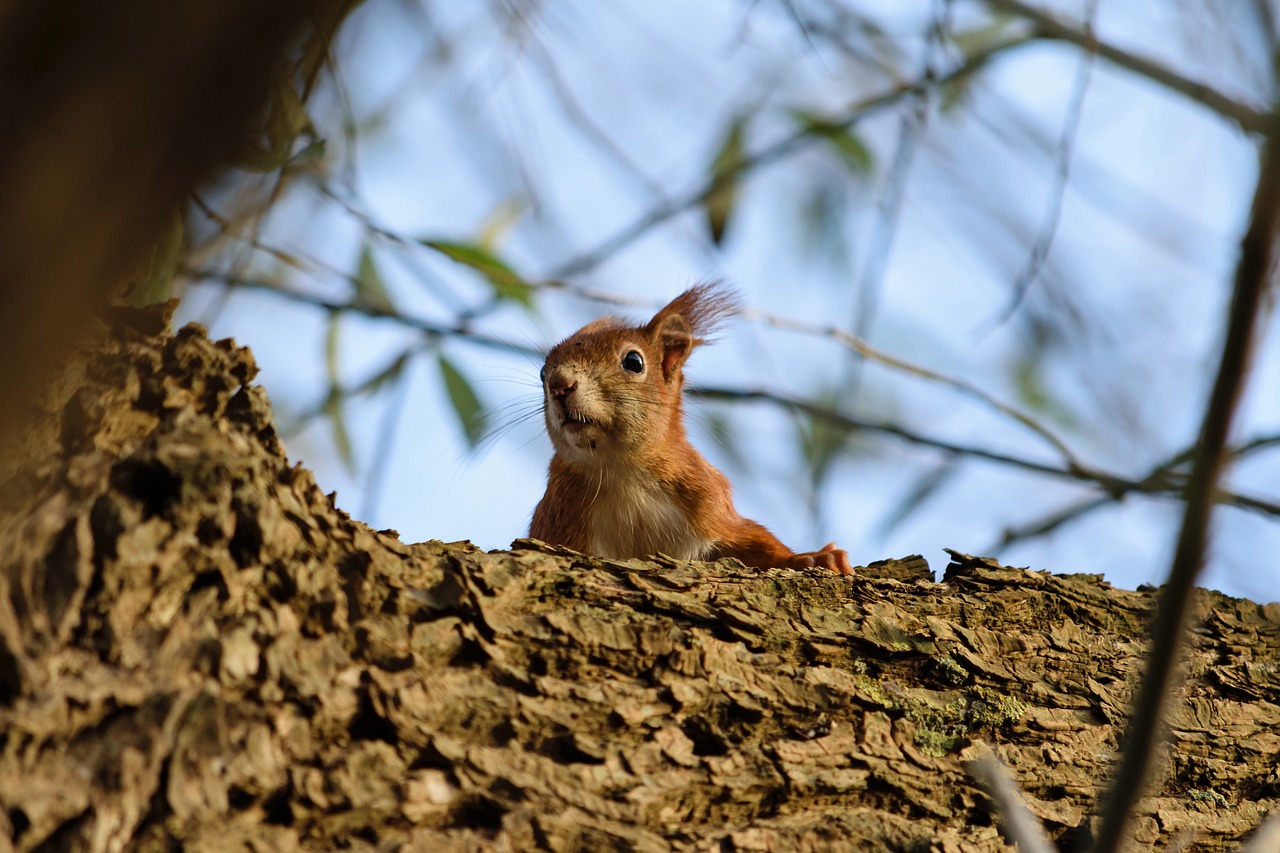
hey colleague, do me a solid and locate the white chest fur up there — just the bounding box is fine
[586,467,714,561]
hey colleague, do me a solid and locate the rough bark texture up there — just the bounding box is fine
[1,317,1278,852]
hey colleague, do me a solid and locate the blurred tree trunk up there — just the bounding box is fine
[0,0,336,442]
[0,317,1277,852]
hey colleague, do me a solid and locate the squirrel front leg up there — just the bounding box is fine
[712,518,853,575]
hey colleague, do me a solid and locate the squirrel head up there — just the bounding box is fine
[539,282,738,466]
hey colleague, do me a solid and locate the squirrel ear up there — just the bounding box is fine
[651,312,693,381]
[645,281,738,382]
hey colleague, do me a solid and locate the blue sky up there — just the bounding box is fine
[184,0,1280,602]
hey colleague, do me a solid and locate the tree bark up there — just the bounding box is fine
[1,317,1277,852]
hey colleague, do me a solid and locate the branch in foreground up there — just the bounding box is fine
[0,0,331,443]
[967,751,1055,853]
[1090,112,1280,853]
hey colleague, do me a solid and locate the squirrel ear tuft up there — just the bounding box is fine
[646,280,739,381]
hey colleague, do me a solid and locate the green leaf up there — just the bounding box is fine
[939,17,1019,113]
[420,239,534,308]
[949,15,1017,62]
[324,315,356,473]
[791,110,875,176]
[704,116,747,245]
[354,245,396,313]
[128,209,185,307]
[323,390,356,474]
[363,350,412,396]
[438,355,487,448]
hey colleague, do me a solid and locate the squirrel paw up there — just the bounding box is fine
[790,542,852,576]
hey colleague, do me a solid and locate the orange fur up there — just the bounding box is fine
[529,282,852,575]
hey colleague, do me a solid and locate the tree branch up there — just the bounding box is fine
[189,273,542,360]
[985,0,1269,133]
[690,385,1280,519]
[1090,111,1280,853]
[967,750,1056,853]
[550,34,1032,279]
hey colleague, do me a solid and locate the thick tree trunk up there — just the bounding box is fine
[0,0,328,442]
[1,316,1277,852]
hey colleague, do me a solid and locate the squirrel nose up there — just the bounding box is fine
[549,377,578,402]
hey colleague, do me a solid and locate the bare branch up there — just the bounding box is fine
[1090,112,1280,853]
[967,749,1056,853]
[189,273,542,360]
[985,0,1268,133]
[282,345,424,442]
[1238,814,1280,853]
[689,385,1280,518]
[990,494,1112,553]
[739,309,1082,467]
[988,0,1096,327]
[992,429,1280,552]
[550,34,1032,279]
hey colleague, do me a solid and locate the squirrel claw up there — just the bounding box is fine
[790,542,853,576]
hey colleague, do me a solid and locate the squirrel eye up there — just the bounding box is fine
[621,350,645,374]
[539,365,546,383]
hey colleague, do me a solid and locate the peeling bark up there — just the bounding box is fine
[1,317,1277,852]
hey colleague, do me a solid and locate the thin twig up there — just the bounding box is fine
[190,273,542,359]
[739,309,1082,467]
[992,430,1280,552]
[1238,814,1280,853]
[689,385,1280,517]
[967,750,1056,853]
[984,0,1268,133]
[990,494,1112,553]
[850,0,940,342]
[549,34,1031,279]
[1090,112,1280,853]
[988,0,1096,327]
[281,344,423,443]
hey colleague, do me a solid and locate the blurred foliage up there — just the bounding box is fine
[161,0,1280,598]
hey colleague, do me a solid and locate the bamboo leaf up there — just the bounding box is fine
[438,355,487,447]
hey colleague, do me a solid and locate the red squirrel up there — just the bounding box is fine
[529,283,852,575]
